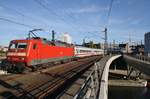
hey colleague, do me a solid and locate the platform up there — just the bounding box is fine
[109,79,147,87]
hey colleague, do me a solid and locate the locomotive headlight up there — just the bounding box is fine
[21,57,25,60]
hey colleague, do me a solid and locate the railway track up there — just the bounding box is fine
[0,56,101,99]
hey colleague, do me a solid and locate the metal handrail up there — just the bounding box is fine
[132,55,150,63]
[74,71,94,99]
[74,62,102,99]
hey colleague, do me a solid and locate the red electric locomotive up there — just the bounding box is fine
[1,29,74,73]
[1,29,104,73]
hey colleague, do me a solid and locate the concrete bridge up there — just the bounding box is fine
[123,55,150,76]
[73,54,150,99]
[0,54,149,99]
[70,55,122,99]
[0,55,122,99]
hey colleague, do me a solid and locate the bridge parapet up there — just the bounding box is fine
[73,62,100,99]
[130,55,150,63]
[68,55,122,99]
[123,55,150,75]
[98,55,121,99]
[59,55,121,99]
[72,56,111,99]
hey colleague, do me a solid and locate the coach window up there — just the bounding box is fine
[77,50,80,53]
[33,44,37,49]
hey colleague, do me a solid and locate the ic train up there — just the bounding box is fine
[1,35,103,73]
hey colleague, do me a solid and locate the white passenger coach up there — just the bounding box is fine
[74,46,104,57]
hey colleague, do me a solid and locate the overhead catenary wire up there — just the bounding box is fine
[0,5,25,17]
[106,0,114,27]
[56,0,107,31]
[34,0,108,39]
[0,17,36,28]
[0,4,50,28]
[49,0,85,28]
[34,0,77,31]
[0,0,114,43]
[101,0,114,54]
[0,4,55,35]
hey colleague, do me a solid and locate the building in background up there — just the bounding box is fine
[0,46,8,52]
[0,46,8,57]
[118,43,144,55]
[60,33,72,44]
[107,43,120,54]
[81,39,144,55]
[135,44,144,55]
[119,43,130,53]
[144,32,150,56]
[82,41,103,49]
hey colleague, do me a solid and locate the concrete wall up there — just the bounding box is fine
[99,55,121,99]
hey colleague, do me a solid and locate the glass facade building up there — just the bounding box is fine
[145,32,150,56]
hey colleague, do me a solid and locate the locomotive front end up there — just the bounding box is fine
[1,40,28,73]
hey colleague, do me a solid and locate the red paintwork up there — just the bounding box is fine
[7,40,29,63]
[7,39,74,67]
[6,38,102,68]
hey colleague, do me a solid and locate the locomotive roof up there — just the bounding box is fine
[11,38,74,47]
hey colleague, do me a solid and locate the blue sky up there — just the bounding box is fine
[0,0,150,46]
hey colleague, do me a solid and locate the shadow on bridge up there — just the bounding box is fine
[123,55,150,76]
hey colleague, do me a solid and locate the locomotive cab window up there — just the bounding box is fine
[9,42,17,49]
[33,44,37,49]
[9,42,27,49]
[18,43,27,49]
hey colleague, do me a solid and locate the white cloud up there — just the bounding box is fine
[67,5,109,14]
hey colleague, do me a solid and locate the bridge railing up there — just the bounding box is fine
[129,55,150,63]
[73,62,104,99]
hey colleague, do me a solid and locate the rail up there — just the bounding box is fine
[0,56,101,98]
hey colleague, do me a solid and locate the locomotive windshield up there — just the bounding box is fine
[9,42,28,49]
